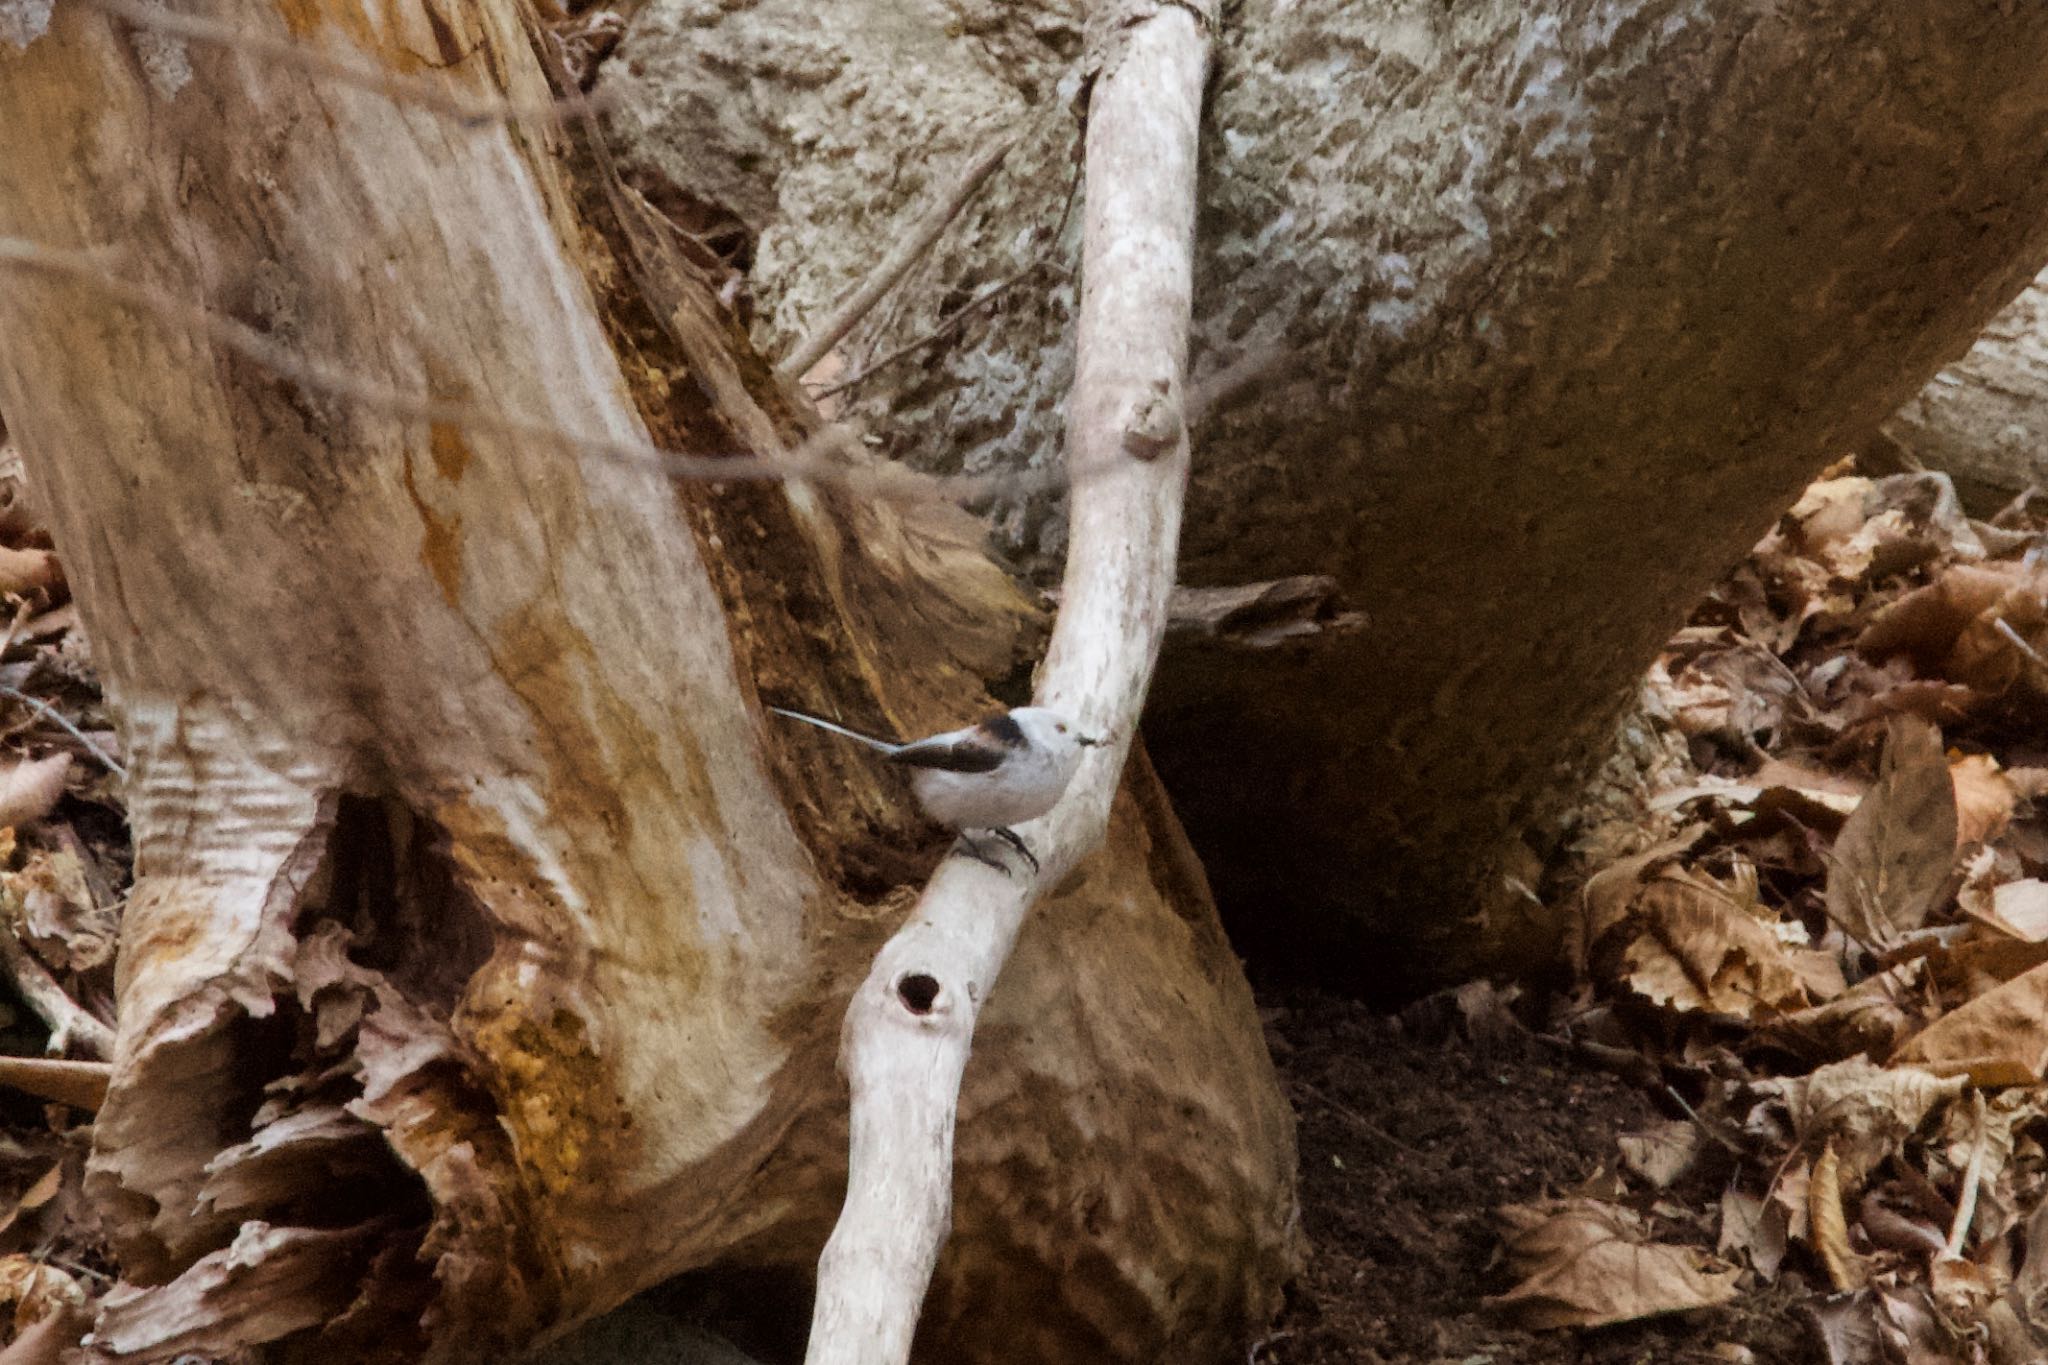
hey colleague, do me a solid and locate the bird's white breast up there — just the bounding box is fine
[911,743,1072,829]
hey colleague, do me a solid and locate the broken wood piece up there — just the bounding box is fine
[0,927,113,1060]
[1167,575,1366,647]
[0,1056,110,1110]
[0,753,70,829]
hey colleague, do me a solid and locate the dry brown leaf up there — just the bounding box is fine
[1688,644,1820,744]
[1719,1187,1788,1281]
[1751,1058,1965,1187]
[1978,881,2048,942]
[0,1166,61,1243]
[1893,959,2048,1085]
[13,849,114,974]
[1784,944,1849,1003]
[1610,869,1814,1020]
[1860,564,2013,672]
[0,1257,82,1329]
[1810,1142,1869,1292]
[1861,678,1981,728]
[1806,1282,1981,1365]
[1618,1119,1701,1189]
[1927,1090,2032,1255]
[1486,1197,1740,1329]
[1772,1158,1813,1245]
[1928,1257,1999,1325]
[1807,1293,1885,1365]
[1781,474,1987,587]
[1861,561,2048,697]
[1788,477,1873,562]
[1575,827,1705,972]
[0,549,57,599]
[1949,753,2016,849]
[1931,936,2048,997]
[1824,716,1956,949]
[1872,1283,1970,1364]
[1762,959,1924,1061]
[1790,473,1985,585]
[1753,759,1866,800]
[1856,1188,1945,1258]
[0,757,68,835]
[2014,1198,2048,1335]
[1653,665,1739,741]
[1949,580,2048,700]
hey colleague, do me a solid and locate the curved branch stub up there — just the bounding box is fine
[1120,377,1184,461]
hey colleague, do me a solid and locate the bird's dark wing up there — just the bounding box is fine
[887,729,1009,773]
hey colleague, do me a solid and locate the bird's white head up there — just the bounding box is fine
[1006,707,1101,772]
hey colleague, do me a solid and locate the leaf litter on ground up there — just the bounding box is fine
[0,434,127,1350]
[1510,462,2048,1358]
[0,438,2039,1352]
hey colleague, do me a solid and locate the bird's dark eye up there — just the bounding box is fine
[1056,723,1068,733]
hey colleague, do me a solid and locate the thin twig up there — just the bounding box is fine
[1940,1089,1990,1261]
[39,1255,114,1286]
[780,133,1021,383]
[0,930,115,1060]
[1246,1329,1293,1364]
[0,687,126,781]
[1185,322,1292,429]
[1663,1083,1745,1154]
[1995,617,2048,674]
[812,148,1083,401]
[83,0,614,129]
[1293,1078,1425,1157]
[0,237,1049,506]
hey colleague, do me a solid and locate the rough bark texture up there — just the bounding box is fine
[1873,265,2048,515]
[607,0,2048,990]
[0,3,1293,1360]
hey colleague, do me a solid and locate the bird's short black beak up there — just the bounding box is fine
[1077,734,1104,747]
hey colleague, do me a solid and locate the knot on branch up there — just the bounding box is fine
[1120,380,1184,461]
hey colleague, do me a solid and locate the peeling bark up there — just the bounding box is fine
[0,2,1292,1360]
[608,0,2048,988]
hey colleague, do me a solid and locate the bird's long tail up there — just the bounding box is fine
[767,706,901,753]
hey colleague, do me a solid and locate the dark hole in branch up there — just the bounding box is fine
[897,973,941,1014]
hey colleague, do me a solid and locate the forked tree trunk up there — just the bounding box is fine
[0,3,1294,1360]
[606,0,2048,991]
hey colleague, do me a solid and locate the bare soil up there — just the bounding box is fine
[1264,989,1817,1365]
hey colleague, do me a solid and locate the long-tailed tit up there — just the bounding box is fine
[769,705,1101,872]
